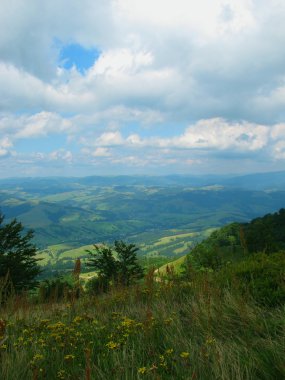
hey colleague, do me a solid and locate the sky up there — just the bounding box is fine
[1,0,285,178]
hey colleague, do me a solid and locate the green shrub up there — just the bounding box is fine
[85,276,109,295]
[218,252,285,307]
[38,277,73,302]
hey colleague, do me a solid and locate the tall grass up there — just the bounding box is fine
[0,270,284,379]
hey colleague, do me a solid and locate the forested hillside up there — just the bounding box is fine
[188,208,285,270]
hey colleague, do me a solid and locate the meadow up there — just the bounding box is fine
[0,268,284,380]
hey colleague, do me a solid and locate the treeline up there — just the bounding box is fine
[188,208,285,268]
[1,209,285,307]
[185,208,285,306]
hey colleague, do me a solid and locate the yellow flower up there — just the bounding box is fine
[164,318,173,325]
[57,369,66,379]
[64,354,75,361]
[106,341,119,350]
[138,367,147,374]
[205,337,216,345]
[121,317,135,327]
[73,316,83,324]
[165,348,174,355]
[33,354,44,361]
[30,353,44,367]
[180,352,190,358]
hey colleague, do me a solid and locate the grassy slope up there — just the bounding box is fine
[157,255,186,275]
[1,273,284,380]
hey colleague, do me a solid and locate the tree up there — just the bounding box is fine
[0,212,42,292]
[114,240,144,286]
[86,241,144,288]
[86,244,118,283]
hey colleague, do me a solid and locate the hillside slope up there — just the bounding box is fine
[187,208,285,269]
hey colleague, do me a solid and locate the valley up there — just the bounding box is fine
[1,174,285,274]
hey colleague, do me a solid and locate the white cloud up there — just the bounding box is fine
[168,119,269,151]
[49,150,73,162]
[115,0,256,39]
[122,119,270,152]
[1,0,285,175]
[91,49,153,76]
[96,131,124,146]
[273,140,285,159]
[0,136,13,158]
[111,155,148,167]
[91,147,111,157]
[0,0,283,127]
[0,112,74,139]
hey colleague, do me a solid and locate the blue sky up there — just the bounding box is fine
[0,0,285,178]
[58,43,100,73]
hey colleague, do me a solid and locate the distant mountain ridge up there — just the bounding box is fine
[0,170,285,191]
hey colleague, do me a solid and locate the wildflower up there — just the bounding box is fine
[57,369,66,379]
[205,337,216,345]
[73,316,83,324]
[33,354,44,361]
[30,353,44,368]
[40,319,50,326]
[106,341,120,350]
[180,352,190,358]
[138,367,147,374]
[64,354,75,361]
[121,317,135,327]
[165,348,174,355]
[38,338,46,347]
[159,355,167,368]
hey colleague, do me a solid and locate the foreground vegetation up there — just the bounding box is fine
[1,208,285,379]
[1,266,284,380]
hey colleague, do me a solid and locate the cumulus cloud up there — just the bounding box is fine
[49,149,73,162]
[0,0,284,121]
[0,112,74,139]
[0,136,13,158]
[159,119,269,151]
[80,118,285,162]
[1,0,285,175]
[91,147,111,157]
